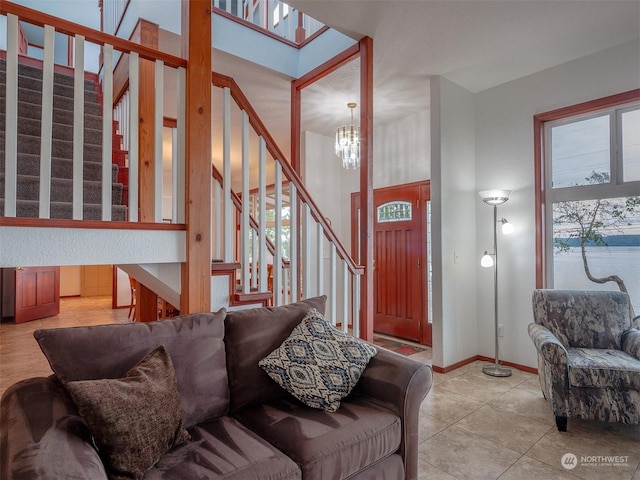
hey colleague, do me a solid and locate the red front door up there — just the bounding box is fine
[15,267,60,323]
[373,186,424,342]
[351,182,431,344]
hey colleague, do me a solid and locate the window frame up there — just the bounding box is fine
[534,89,640,288]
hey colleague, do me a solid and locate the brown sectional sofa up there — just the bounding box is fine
[0,296,433,479]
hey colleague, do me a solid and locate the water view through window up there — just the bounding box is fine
[547,100,640,315]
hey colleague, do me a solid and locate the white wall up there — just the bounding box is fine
[373,109,430,188]
[474,39,640,369]
[303,131,358,323]
[430,77,479,369]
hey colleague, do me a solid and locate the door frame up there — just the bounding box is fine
[351,180,431,345]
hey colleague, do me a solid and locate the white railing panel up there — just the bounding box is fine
[258,137,268,292]
[171,127,178,223]
[283,264,290,304]
[303,204,312,297]
[4,14,19,217]
[223,88,233,262]
[288,8,295,40]
[274,162,283,306]
[316,222,323,297]
[176,66,186,223]
[342,260,349,332]
[101,44,114,221]
[241,111,250,293]
[251,226,258,290]
[289,183,298,302]
[128,52,139,222]
[214,180,222,259]
[353,275,360,338]
[72,34,85,219]
[38,25,55,219]
[154,59,164,222]
[330,242,337,325]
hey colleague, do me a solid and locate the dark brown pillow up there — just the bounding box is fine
[65,346,190,480]
[34,310,228,427]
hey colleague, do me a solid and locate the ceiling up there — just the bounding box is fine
[288,0,639,136]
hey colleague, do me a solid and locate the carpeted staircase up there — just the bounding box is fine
[0,59,127,220]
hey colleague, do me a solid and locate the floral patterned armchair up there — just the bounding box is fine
[529,289,640,431]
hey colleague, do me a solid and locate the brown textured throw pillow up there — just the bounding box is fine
[65,346,190,480]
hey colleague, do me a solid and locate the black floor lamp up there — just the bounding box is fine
[479,189,514,377]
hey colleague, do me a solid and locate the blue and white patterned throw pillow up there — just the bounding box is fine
[258,308,377,412]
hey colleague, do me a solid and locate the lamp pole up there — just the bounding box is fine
[482,202,512,377]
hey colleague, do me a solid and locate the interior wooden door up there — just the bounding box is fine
[373,186,424,342]
[14,267,60,323]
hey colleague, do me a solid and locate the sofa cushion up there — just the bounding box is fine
[235,396,401,479]
[567,347,640,390]
[143,416,301,480]
[34,311,228,427]
[259,308,377,412]
[224,296,327,414]
[65,346,190,480]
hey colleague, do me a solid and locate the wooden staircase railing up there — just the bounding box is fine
[211,72,364,331]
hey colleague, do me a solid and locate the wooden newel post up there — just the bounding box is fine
[181,0,212,314]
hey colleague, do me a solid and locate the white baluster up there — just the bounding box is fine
[303,204,312,297]
[353,275,360,338]
[128,53,139,222]
[223,88,233,261]
[289,183,297,302]
[72,34,85,219]
[4,14,18,217]
[176,67,186,223]
[330,243,337,326]
[154,60,164,222]
[342,260,349,332]
[241,111,250,293]
[38,25,55,219]
[274,163,283,306]
[258,138,268,292]
[102,44,114,221]
[316,223,323,296]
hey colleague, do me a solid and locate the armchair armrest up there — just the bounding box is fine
[622,328,640,360]
[528,323,568,365]
[1,377,108,480]
[353,347,432,480]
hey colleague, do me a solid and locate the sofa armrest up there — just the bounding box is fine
[528,322,573,417]
[528,322,568,365]
[622,328,640,360]
[353,347,432,480]
[1,377,108,480]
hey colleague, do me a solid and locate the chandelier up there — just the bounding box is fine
[335,102,360,169]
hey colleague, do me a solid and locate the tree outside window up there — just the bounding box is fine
[538,94,640,315]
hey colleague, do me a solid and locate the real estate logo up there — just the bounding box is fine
[561,452,630,470]
[561,453,578,470]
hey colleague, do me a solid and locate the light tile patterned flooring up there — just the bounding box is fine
[1,296,638,480]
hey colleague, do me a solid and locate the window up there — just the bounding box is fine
[376,201,412,223]
[535,91,640,314]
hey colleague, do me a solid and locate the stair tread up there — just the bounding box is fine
[0,198,128,221]
[0,115,104,146]
[0,60,129,221]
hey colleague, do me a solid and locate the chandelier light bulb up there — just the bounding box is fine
[335,103,360,169]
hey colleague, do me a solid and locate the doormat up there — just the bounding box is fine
[373,335,426,357]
